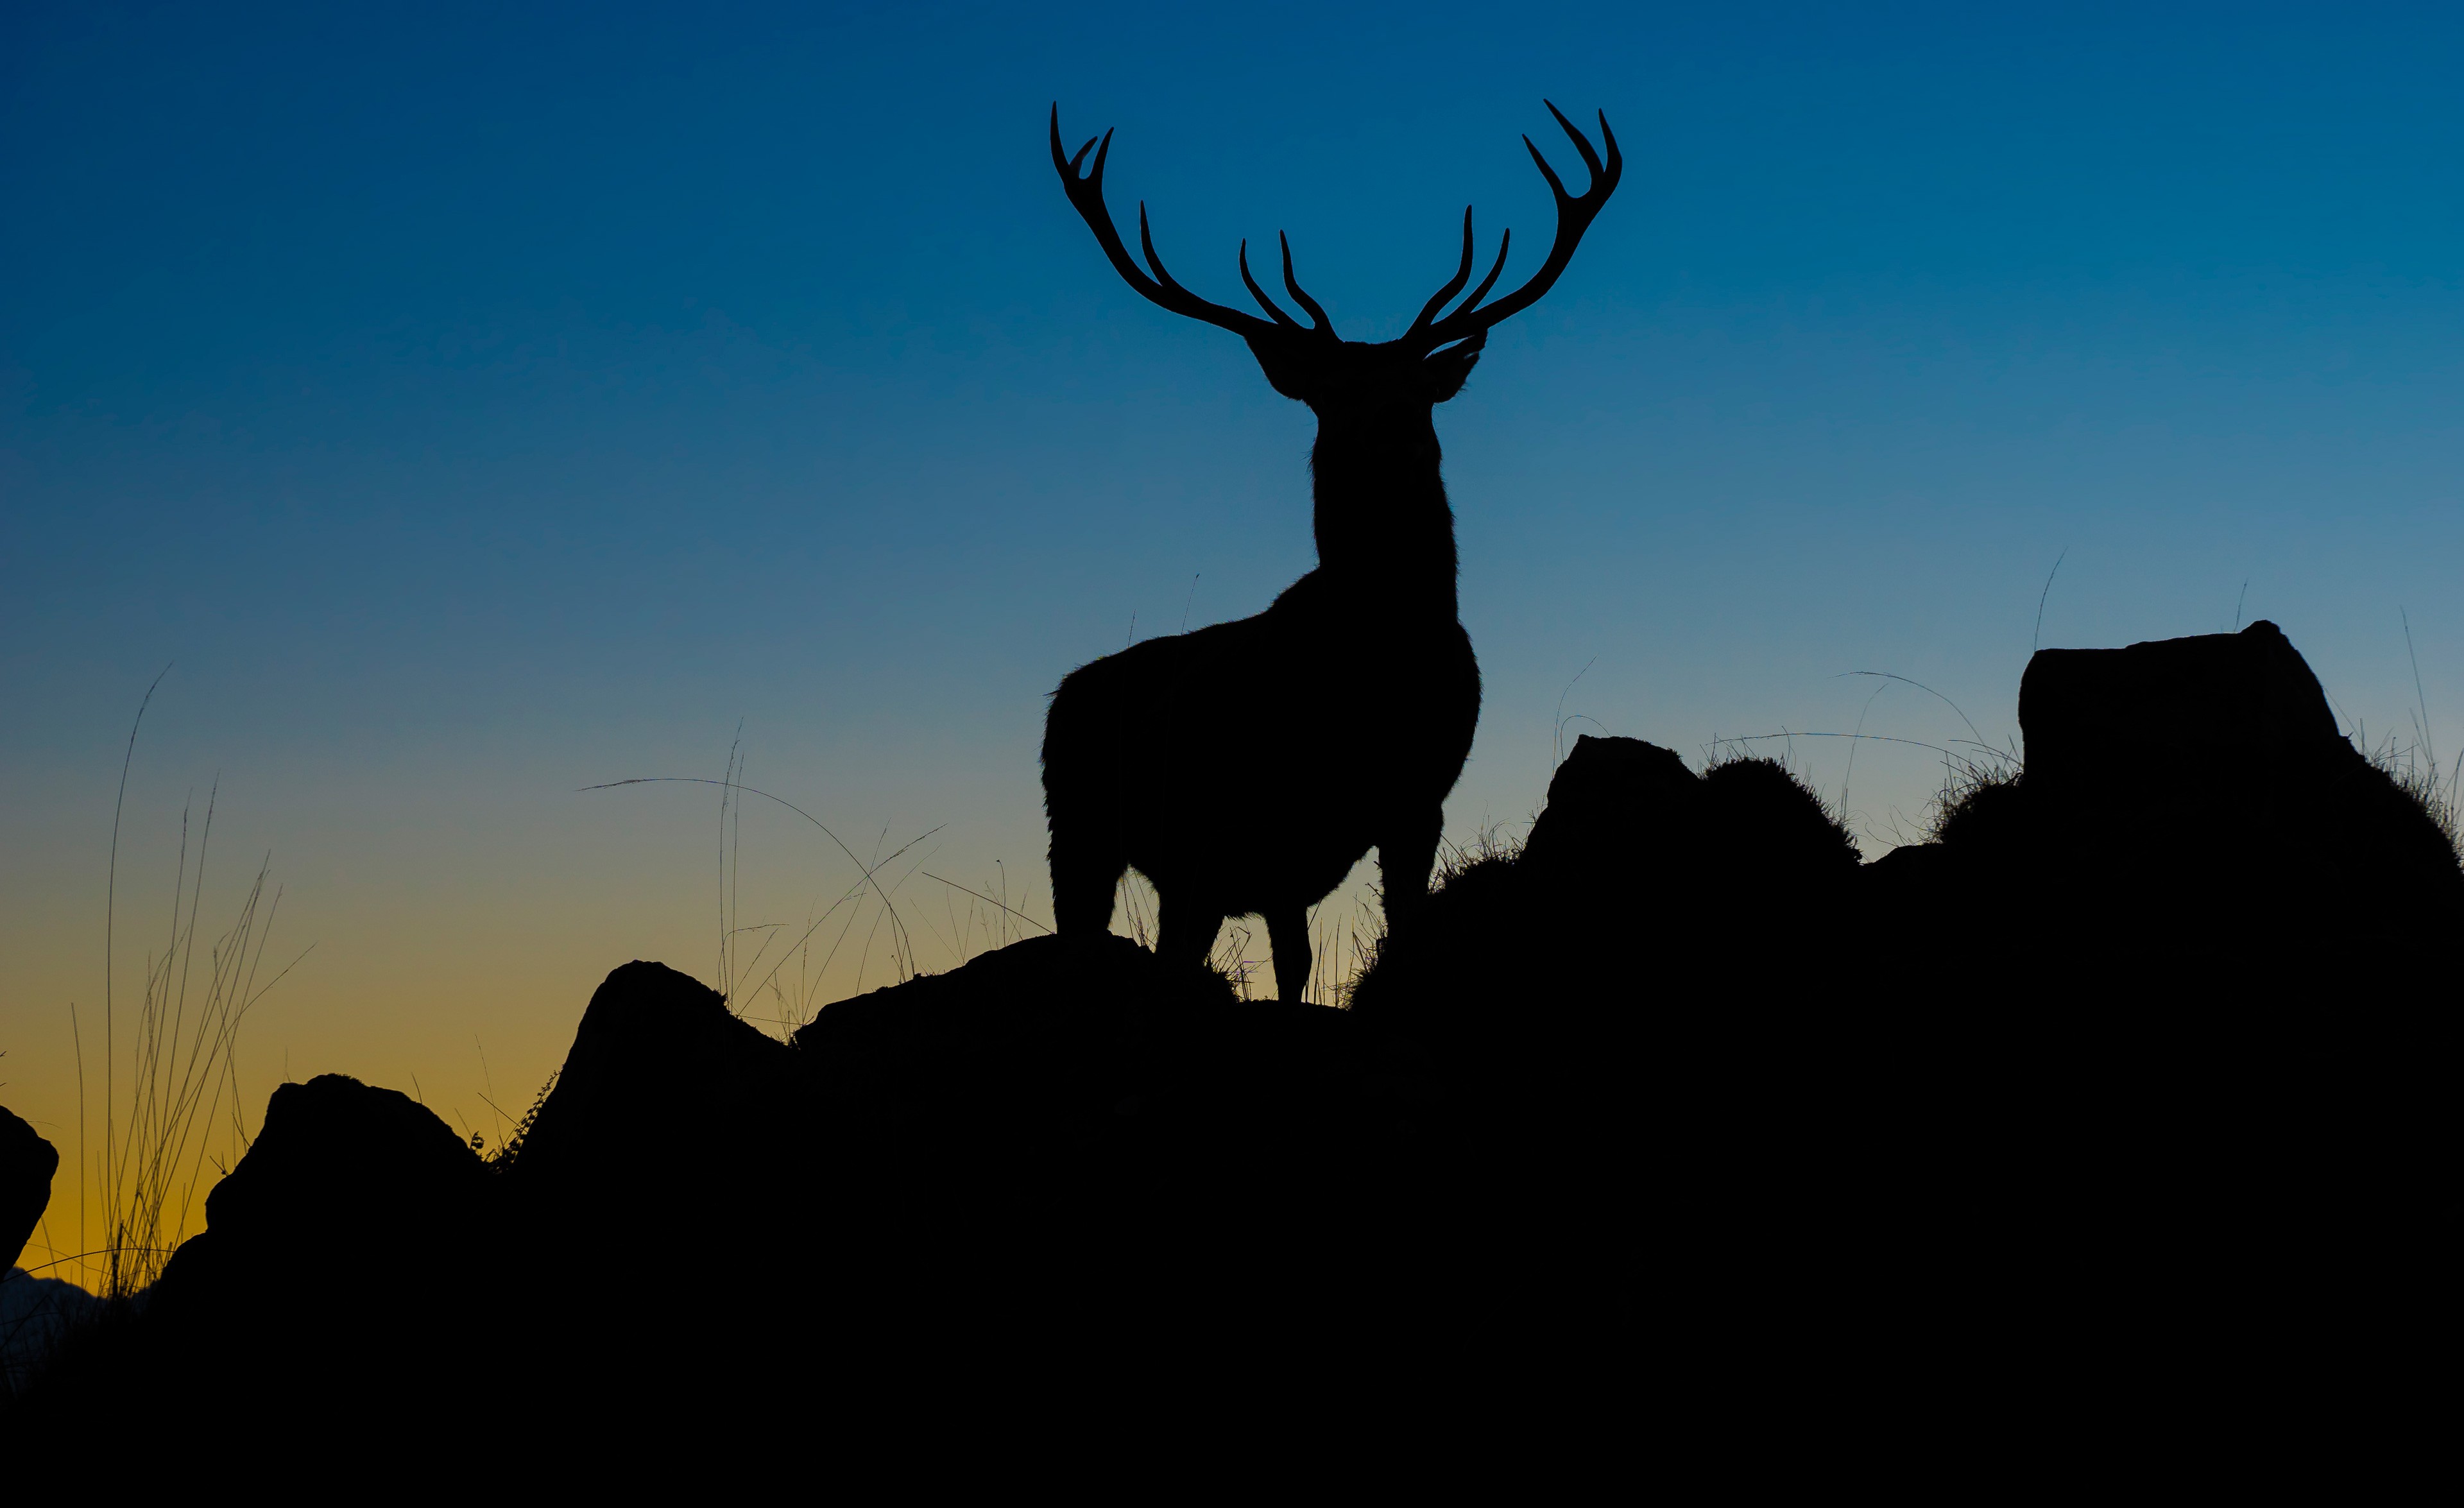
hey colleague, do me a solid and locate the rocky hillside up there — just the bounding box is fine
[4,621,2451,1468]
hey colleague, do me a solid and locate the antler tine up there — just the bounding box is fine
[1406,209,1514,342]
[1050,104,1279,341]
[1238,241,1303,327]
[1408,103,1623,352]
[1542,99,1607,185]
[1459,227,1512,316]
[1406,209,1478,338]
[1134,204,1204,300]
[1278,233,1337,338]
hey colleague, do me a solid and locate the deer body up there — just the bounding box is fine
[1046,404,1480,988]
[1043,103,1620,998]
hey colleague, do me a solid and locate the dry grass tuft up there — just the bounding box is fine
[2362,733,2464,866]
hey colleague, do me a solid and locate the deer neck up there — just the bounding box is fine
[1306,413,1460,615]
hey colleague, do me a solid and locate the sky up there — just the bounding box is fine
[5,1,2461,1281]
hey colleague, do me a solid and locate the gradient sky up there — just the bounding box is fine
[6,1,2461,1278]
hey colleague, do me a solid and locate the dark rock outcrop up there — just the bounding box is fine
[147,1074,490,1330]
[1355,738,1860,1026]
[486,941,1415,1409]
[18,1076,495,1454]
[183,1074,484,1256]
[1349,630,2456,1440]
[513,960,801,1212]
[2021,618,2344,782]
[1521,735,1860,891]
[0,1108,56,1277]
[796,931,1253,1164]
[1351,740,1872,1353]
[1850,621,2456,1414]
[1519,734,1703,877]
[784,934,1410,1366]
[1928,620,2462,957]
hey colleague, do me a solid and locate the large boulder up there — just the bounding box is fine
[796,930,1236,1125]
[506,958,814,1400]
[2021,619,2344,789]
[153,1074,487,1307]
[1519,735,1704,879]
[1,1106,56,1276]
[1936,619,2464,941]
[19,1075,501,1457]
[1865,620,2456,1386]
[794,932,1314,1226]
[792,933,1378,1240]
[789,933,1426,1375]
[510,961,803,1216]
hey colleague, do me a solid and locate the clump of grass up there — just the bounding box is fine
[1429,822,1528,896]
[1333,823,1525,1008]
[479,1070,558,1175]
[64,678,307,1302]
[2359,733,2463,867]
[1701,746,1869,848]
[1926,754,2025,846]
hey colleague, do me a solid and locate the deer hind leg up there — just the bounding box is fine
[1265,906,1312,1004]
[1379,808,1445,936]
[1048,827,1125,936]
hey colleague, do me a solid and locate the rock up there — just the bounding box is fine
[818,930,1357,1137]
[1520,735,1702,880]
[1977,619,2464,934]
[1863,621,2458,1328]
[511,961,803,1222]
[160,1074,485,1298]
[2021,620,2346,793]
[795,932,1247,1203]
[789,933,1414,1375]
[50,1074,502,1455]
[800,931,1231,1054]
[1,1106,57,1276]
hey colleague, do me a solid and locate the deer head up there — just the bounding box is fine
[1050,102,1621,421]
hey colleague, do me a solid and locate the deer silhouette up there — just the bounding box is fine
[1043,101,1621,1000]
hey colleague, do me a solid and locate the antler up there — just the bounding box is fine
[1402,102,1621,352]
[1051,105,1337,343]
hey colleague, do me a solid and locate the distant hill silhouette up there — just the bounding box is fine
[3,621,2451,1472]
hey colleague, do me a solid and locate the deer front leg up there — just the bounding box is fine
[1379,809,1444,937]
[1265,907,1312,1004]
[1048,828,1125,937]
[1156,890,1224,973]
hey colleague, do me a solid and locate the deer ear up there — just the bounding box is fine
[1421,338,1484,403]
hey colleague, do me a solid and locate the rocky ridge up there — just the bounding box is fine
[3,622,2451,1466]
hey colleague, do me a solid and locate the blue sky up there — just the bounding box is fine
[4,1,2461,1256]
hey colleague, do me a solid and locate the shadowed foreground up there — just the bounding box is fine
[4,622,2451,1475]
